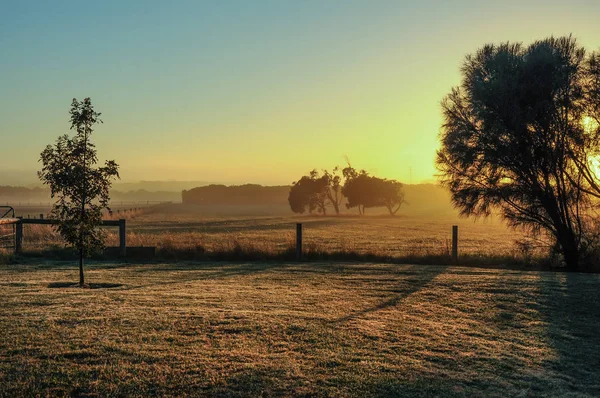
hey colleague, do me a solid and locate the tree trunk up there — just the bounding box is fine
[332,202,340,215]
[555,224,580,271]
[79,247,85,286]
[560,235,580,272]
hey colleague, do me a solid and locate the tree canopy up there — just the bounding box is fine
[288,170,329,214]
[39,98,119,285]
[436,36,600,270]
[342,166,405,215]
[288,165,405,216]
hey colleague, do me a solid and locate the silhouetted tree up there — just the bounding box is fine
[322,167,343,215]
[437,36,600,271]
[39,98,119,286]
[341,165,403,215]
[342,166,372,214]
[380,179,405,215]
[309,170,329,215]
[288,171,329,214]
[568,51,600,199]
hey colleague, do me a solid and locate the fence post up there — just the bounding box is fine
[39,214,44,220]
[296,223,302,261]
[452,225,458,263]
[119,219,126,257]
[15,219,23,254]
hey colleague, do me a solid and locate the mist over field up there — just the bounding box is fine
[2,182,455,215]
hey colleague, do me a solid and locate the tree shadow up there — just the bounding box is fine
[47,282,124,289]
[120,262,295,291]
[331,265,446,324]
[537,271,600,395]
[206,366,466,397]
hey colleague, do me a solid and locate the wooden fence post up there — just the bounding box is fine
[296,223,302,261]
[452,225,458,263]
[119,219,126,257]
[15,219,23,254]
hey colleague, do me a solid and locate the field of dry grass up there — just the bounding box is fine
[1,262,599,396]
[6,204,545,263]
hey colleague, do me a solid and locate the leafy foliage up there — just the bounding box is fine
[342,165,405,215]
[38,98,119,284]
[436,36,600,270]
[289,165,405,216]
[323,167,344,215]
[288,170,329,214]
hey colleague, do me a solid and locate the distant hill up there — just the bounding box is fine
[0,186,180,204]
[113,180,215,192]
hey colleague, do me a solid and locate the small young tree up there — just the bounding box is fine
[38,98,119,286]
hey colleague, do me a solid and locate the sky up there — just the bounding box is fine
[1,0,600,186]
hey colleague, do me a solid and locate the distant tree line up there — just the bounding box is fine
[0,186,49,201]
[182,184,289,205]
[0,186,180,203]
[288,165,405,216]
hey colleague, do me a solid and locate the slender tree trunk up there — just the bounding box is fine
[79,126,88,287]
[79,247,84,286]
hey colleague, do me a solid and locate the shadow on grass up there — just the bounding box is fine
[331,264,446,324]
[47,282,124,289]
[209,367,466,397]
[538,272,600,395]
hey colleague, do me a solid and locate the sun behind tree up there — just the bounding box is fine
[38,98,119,286]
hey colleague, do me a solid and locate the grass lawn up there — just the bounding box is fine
[1,262,599,397]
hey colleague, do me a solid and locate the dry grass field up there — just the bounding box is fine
[7,204,543,263]
[1,262,599,396]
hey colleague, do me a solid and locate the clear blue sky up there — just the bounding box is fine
[1,0,599,185]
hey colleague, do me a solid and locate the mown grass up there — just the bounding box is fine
[0,262,599,396]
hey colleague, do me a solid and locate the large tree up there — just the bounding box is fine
[379,179,405,216]
[342,166,373,215]
[436,36,600,271]
[288,170,329,214]
[323,167,344,215]
[39,98,119,286]
[342,165,404,215]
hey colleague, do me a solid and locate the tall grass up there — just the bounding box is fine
[10,206,560,269]
[15,228,552,269]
